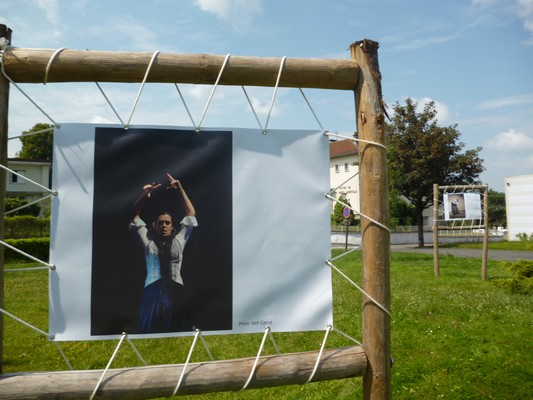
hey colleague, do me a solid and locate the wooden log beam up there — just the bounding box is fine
[1,48,359,89]
[0,346,367,400]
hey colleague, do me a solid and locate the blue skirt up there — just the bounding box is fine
[138,279,185,333]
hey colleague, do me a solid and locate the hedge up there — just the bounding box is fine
[2,238,50,263]
[3,216,50,239]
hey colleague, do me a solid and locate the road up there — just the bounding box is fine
[390,244,533,261]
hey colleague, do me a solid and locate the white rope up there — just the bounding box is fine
[125,336,147,366]
[263,56,287,134]
[326,260,391,318]
[124,50,161,129]
[199,330,215,361]
[195,54,231,131]
[329,171,360,198]
[7,126,54,141]
[325,193,391,233]
[0,239,55,269]
[330,326,363,346]
[298,88,325,131]
[0,164,57,195]
[240,326,271,391]
[241,86,264,131]
[4,193,56,216]
[90,332,128,400]
[0,308,73,370]
[0,48,58,126]
[43,47,67,84]
[52,341,74,370]
[325,131,387,151]
[0,307,53,338]
[174,84,197,127]
[171,329,201,396]
[306,324,332,384]
[95,82,125,125]
[330,245,362,262]
[5,266,51,272]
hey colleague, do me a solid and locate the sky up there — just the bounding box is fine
[1,0,532,191]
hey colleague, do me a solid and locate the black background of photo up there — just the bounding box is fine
[90,127,233,335]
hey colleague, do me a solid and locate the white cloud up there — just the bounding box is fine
[35,0,60,24]
[414,97,452,125]
[194,0,262,31]
[488,128,533,150]
[478,94,533,109]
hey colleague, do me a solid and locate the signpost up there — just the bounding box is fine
[343,207,350,250]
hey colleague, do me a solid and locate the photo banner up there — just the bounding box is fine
[49,124,333,340]
[443,192,482,221]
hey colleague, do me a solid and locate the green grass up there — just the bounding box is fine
[441,240,533,251]
[2,252,533,399]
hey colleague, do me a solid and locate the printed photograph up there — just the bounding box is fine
[90,128,233,335]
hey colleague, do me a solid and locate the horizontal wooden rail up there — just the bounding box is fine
[0,346,366,399]
[1,47,359,89]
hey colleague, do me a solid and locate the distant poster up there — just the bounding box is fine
[443,192,482,221]
[49,124,332,340]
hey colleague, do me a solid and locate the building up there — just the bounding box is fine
[329,139,359,213]
[505,174,533,240]
[5,158,52,214]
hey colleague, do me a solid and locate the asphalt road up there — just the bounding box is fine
[390,244,533,261]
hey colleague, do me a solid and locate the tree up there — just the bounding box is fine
[18,123,54,160]
[488,189,506,228]
[386,98,484,247]
[389,189,417,229]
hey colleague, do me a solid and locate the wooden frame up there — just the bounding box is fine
[0,24,390,399]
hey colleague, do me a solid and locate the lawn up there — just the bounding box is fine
[2,250,532,399]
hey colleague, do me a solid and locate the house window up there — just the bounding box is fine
[334,164,339,173]
[344,163,349,172]
[11,170,26,184]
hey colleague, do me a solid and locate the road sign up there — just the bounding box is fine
[343,207,351,219]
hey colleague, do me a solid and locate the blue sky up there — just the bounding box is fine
[1,0,532,191]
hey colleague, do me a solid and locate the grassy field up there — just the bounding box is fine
[2,249,532,399]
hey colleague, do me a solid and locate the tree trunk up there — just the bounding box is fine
[417,208,425,247]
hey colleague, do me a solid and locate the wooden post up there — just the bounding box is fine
[351,40,391,400]
[433,184,440,277]
[0,346,367,400]
[482,185,489,280]
[0,24,12,375]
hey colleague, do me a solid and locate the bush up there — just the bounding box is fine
[4,197,41,216]
[493,260,533,295]
[2,238,50,263]
[3,215,50,238]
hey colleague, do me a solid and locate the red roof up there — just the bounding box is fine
[329,139,358,158]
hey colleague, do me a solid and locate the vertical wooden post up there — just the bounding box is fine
[433,184,440,277]
[482,185,489,281]
[0,24,12,375]
[351,40,391,400]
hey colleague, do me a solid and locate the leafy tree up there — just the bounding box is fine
[488,189,506,228]
[18,123,54,160]
[389,189,417,228]
[386,98,484,246]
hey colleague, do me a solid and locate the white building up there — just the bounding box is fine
[329,139,359,213]
[505,174,533,240]
[5,158,52,213]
